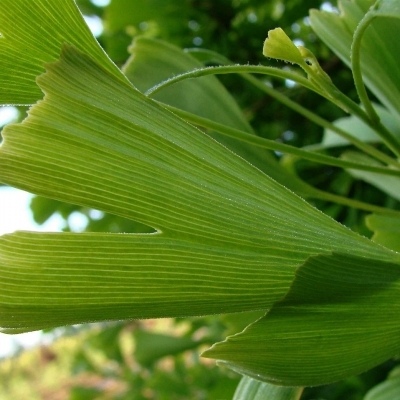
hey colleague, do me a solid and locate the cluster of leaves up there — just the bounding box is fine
[1,0,400,399]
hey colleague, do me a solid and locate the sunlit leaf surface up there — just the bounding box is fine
[0,0,126,105]
[0,44,394,333]
[204,252,400,386]
[122,36,315,196]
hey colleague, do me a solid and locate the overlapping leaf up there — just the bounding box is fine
[320,104,400,149]
[1,2,400,390]
[366,214,400,252]
[233,376,302,400]
[122,36,314,196]
[0,0,126,105]
[203,252,400,386]
[0,43,393,334]
[123,37,253,132]
[342,151,400,201]
[364,366,400,400]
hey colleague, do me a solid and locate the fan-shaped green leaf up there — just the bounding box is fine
[0,0,126,105]
[122,36,314,196]
[321,104,400,148]
[123,37,252,133]
[0,45,394,333]
[203,252,400,386]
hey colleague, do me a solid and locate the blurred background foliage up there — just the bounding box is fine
[2,0,400,399]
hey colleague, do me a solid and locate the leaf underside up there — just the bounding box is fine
[1,1,400,390]
[233,375,302,400]
[0,0,126,105]
[203,252,400,386]
[0,44,394,333]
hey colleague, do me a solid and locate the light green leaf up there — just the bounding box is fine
[372,0,400,18]
[366,214,400,252]
[0,45,395,333]
[123,36,253,133]
[233,376,302,400]
[321,104,400,148]
[364,366,400,399]
[203,252,400,386]
[263,28,306,67]
[342,151,400,201]
[0,0,126,105]
[310,0,400,120]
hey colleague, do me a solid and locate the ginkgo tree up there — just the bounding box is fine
[1,0,400,399]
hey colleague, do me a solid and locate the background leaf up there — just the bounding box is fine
[310,0,400,120]
[342,151,400,202]
[364,366,400,400]
[320,104,400,149]
[233,375,303,400]
[123,36,252,132]
[366,213,400,252]
[122,36,316,197]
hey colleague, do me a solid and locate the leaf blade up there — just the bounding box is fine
[0,231,287,333]
[310,0,400,120]
[0,45,396,334]
[366,214,400,252]
[0,0,126,105]
[233,375,303,400]
[203,252,400,386]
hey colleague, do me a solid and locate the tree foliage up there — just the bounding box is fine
[1,0,400,398]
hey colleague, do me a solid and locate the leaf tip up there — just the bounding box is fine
[263,28,305,66]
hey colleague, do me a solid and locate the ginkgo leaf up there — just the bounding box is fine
[342,151,400,202]
[0,0,126,105]
[0,44,395,333]
[364,366,400,400]
[320,104,400,148]
[366,214,400,252]
[123,37,252,133]
[133,330,200,367]
[233,375,302,400]
[203,252,400,386]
